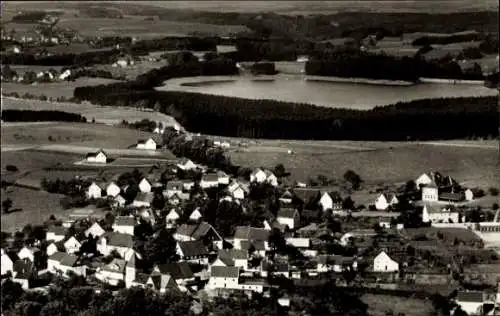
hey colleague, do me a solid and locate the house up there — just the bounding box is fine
[12,260,34,289]
[250,168,278,186]
[200,173,219,189]
[207,266,240,290]
[285,238,310,249]
[95,258,126,286]
[279,189,294,204]
[164,181,184,198]
[46,242,59,256]
[232,226,270,251]
[85,222,106,238]
[422,183,439,202]
[132,192,154,208]
[112,216,136,235]
[217,171,230,185]
[106,182,121,197]
[422,203,460,224]
[227,181,250,200]
[18,246,39,263]
[46,225,66,242]
[146,271,179,293]
[415,173,435,188]
[174,222,223,249]
[176,240,209,264]
[98,232,134,258]
[86,150,108,163]
[319,191,343,211]
[153,262,194,285]
[1,249,14,276]
[168,192,191,205]
[86,182,103,199]
[189,208,203,221]
[59,69,71,80]
[182,180,196,191]
[57,253,86,277]
[315,255,355,273]
[293,188,321,208]
[64,236,82,254]
[439,191,465,202]
[373,251,399,272]
[276,208,300,230]
[166,208,181,227]
[139,178,152,193]
[465,189,474,201]
[136,138,157,150]
[375,193,399,211]
[456,291,485,316]
[212,249,249,270]
[177,158,197,171]
[113,195,126,207]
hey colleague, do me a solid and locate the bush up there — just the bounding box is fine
[488,187,499,196]
[5,165,18,172]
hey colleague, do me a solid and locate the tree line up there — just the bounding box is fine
[1,49,121,67]
[73,81,498,140]
[1,110,86,123]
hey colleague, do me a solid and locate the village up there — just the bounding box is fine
[1,123,499,316]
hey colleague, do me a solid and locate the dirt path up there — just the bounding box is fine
[417,141,498,149]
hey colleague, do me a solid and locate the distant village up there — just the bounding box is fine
[2,125,499,315]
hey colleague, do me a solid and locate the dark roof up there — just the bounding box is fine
[113,216,136,227]
[48,251,66,262]
[176,222,221,240]
[13,259,33,279]
[177,240,209,257]
[102,232,134,248]
[134,192,154,203]
[457,291,484,303]
[102,258,126,273]
[202,173,219,182]
[166,181,184,191]
[134,272,150,284]
[86,150,106,158]
[211,266,239,278]
[323,191,343,202]
[47,225,66,236]
[233,226,270,241]
[156,262,193,279]
[293,188,321,203]
[439,192,464,202]
[215,249,235,266]
[277,208,298,219]
[59,254,79,267]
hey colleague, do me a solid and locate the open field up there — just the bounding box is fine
[10,65,65,76]
[92,58,169,81]
[1,97,181,126]
[2,77,123,99]
[361,294,433,316]
[404,227,483,243]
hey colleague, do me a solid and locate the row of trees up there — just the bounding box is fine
[1,49,121,66]
[73,82,499,140]
[1,110,87,123]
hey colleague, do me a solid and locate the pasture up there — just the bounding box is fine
[361,294,433,316]
[1,97,181,126]
[2,77,123,99]
[91,58,169,81]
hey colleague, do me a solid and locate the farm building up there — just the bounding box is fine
[86,150,108,163]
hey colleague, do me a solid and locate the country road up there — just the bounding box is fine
[417,141,498,149]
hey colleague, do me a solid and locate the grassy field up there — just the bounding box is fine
[361,294,433,316]
[2,77,123,99]
[1,97,181,126]
[10,65,65,76]
[404,227,483,243]
[91,58,169,81]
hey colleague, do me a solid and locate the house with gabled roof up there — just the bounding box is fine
[279,189,294,204]
[136,137,157,150]
[217,171,230,185]
[422,203,459,224]
[200,173,219,189]
[176,240,209,264]
[106,182,121,197]
[375,193,399,211]
[112,216,136,235]
[174,222,223,249]
[113,194,127,208]
[132,192,154,208]
[64,236,82,254]
[319,191,343,211]
[276,208,300,230]
[293,188,321,208]
[86,182,103,200]
[153,262,194,285]
[58,253,86,277]
[138,178,152,193]
[12,260,34,289]
[46,242,59,256]
[46,225,66,242]
[177,158,197,171]
[86,150,108,164]
[146,271,179,292]
[164,181,184,198]
[85,222,106,238]
[233,226,270,252]
[95,258,126,286]
[373,250,399,272]
[166,208,181,228]
[189,208,203,222]
[250,168,278,186]
[207,266,240,290]
[456,291,486,316]
[17,246,39,263]
[1,249,14,276]
[227,180,250,200]
[98,232,134,258]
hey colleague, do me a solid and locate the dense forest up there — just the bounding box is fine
[1,49,121,67]
[1,110,87,123]
[73,79,498,141]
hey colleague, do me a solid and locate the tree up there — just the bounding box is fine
[268,228,286,254]
[343,170,362,190]
[142,228,178,267]
[273,164,287,178]
[489,187,499,196]
[342,196,355,210]
[2,198,13,213]
[5,165,19,172]
[404,180,417,193]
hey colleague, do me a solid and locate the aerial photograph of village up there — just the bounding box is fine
[0,0,499,315]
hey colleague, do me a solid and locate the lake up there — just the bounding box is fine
[157,75,498,110]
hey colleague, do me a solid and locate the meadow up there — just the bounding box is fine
[360,294,434,316]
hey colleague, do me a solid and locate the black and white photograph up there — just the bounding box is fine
[0,0,499,315]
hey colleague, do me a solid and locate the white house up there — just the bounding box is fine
[174,222,223,249]
[227,181,249,200]
[189,208,203,222]
[18,247,38,263]
[250,168,278,186]
[217,171,230,185]
[64,236,82,254]
[182,180,195,191]
[95,258,126,286]
[139,178,152,193]
[373,251,399,272]
[200,173,219,189]
[422,185,439,202]
[46,226,66,242]
[132,192,154,208]
[415,173,434,188]
[177,158,197,171]
[207,266,240,290]
[456,291,485,316]
[465,189,474,201]
[1,249,14,276]
[112,216,136,235]
[136,138,157,150]
[85,222,106,238]
[276,208,300,230]
[98,232,134,258]
[319,192,343,211]
[164,181,184,198]
[285,238,310,249]
[422,204,460,224]
[232,226,270,251]
[86,150,108,164]
[375,193,399,211]
[46,243,59,256]
[106,182,121,197]
[113,195,126,207]
[166,209,181,228]
[57,254,86,277]
[59,69,71,80]
[86,182,103,199]
[176,240,209,265]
